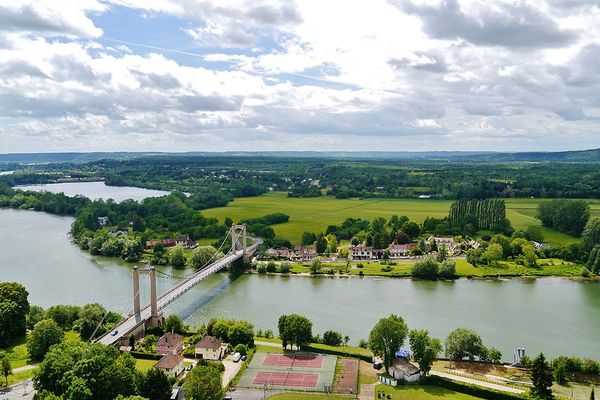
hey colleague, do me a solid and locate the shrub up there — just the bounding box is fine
[323,330,343,346]
[266,261,277,273]
[257,263,267,273]
[234,344,247,356]
[411,257,439,280]
[439,259,456,278]
[280,262,291,273]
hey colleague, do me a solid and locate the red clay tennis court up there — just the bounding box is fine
[252,371,319,388]
[263,354,324,368]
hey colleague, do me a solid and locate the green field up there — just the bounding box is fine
[203,192,600,246]
[376,384,485,400]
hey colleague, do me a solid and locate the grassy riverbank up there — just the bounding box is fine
[202,192,600,246]
[259,257,584,278]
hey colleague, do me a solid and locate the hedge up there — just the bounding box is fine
[130,351,163,360]
[303,344,372,362]
[422,375,527,400]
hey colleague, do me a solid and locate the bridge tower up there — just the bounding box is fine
[231,224,248,261]
[132,266,164,328]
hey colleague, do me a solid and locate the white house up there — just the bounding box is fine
[388,359,421,383]
[388,244,416,259]
[154,353,185,378]
[349,245,373,260]
[97,216,109,226]
[427,236,460,255]
[194,335,226,360]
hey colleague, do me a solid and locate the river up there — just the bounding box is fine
[1,208,599,360]
[15,181,170,202]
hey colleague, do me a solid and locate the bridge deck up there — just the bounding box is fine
[97,239,260,346]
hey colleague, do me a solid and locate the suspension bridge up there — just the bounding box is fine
[96,224,261,346]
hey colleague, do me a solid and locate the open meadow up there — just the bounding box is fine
[203,192,600,246]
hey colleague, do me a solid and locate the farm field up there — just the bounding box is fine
[203,192,600,246]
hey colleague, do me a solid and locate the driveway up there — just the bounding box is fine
[0,379,36,400]
[222,356,243,387]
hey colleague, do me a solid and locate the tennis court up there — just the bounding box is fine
[237,351,337,392]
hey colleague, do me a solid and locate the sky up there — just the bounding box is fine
[0,0,599,153]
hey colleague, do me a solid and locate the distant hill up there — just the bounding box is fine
[0,148,598,164]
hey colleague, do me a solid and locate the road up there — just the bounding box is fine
[0,379,35,400]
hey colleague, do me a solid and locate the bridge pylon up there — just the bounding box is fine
[132,266,164,329]
[231,224,248,262]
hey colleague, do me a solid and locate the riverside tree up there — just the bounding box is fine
[368,314,409,370]
[278,314,312,350]
[408,329,442,375]
[27,319,64,361]
[445,328,485,361]
[0,282,29,342]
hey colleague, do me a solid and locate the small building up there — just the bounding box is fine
[276,247,291,259]
[109,229,128,237]
[195,335,226,360]
[388,359,421,383]
[427,236,460,255]
[156,332,184,355]
[98,216,109,226]
[154,353,185,378]
[291,246,317,262]
[388,244,416,259]
[145,238,177,249]
[349,245,373,260]
[533,241,551,250]
[175,235,197,249]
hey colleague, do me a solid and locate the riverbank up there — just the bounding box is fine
[250,257,591,280]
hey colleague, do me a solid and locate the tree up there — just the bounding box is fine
[0,353,12,385]
[0,282,29,341]
[188,246,217,269]
[74,303,107,340]
[138,367,172,400]
[522,245,539,267]
[184,364,222,400]
[310,257,323,274]
[164,315,184,334]
[402,221,421,239]
[530,353,554,400]
[538,199,590,236]
[323,330,343,346]
[27,319,64,361]
[486,347,502,363]
[167,245,187,267]
[438,259,456,278]
[582,218,600,253]
[227,320,254,346]
[121,239,144,262]
[234,344,247,356]
[301,231,316,246]
[408,329,442,375]
[27,305,46,330]
[445,328,485,361]
[482,243,503,265]
[278,314,313,350]
[411,257,439,280]
[326,234,338,254]
[368,314,409,370]
[315,234,327,254]
[338,247,350,259]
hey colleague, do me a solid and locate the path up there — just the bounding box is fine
[430,370,525,394]
[12,364,38,374]
[359,383,377,400]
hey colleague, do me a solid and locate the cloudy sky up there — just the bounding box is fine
[0,0,599,153]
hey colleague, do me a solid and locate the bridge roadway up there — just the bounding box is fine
[97,238,261,346]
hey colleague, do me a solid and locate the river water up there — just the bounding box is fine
[15,181,169,202]
[0,185,599,360]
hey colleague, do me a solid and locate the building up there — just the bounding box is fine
[97,216,109,226]
[195,335,226,360]
[154,353,185,378]
[427,236,460,255]
[175,235,198,249]
[533,241,551,250]
[108,229,128,237]
[276,247,291,259]
[388,359,421,383]
[156,332,184,355]
[145,238,177,249]
[349,245,373,260]
[291,245,317,262]
[388,244,416,259]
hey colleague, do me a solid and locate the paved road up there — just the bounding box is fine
[11,365,38,374]
[222,356,243,387]
[430,370,525,394]
[0,379,35,400]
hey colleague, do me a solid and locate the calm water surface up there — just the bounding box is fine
[0,208,599,360]
[15,181,169,202]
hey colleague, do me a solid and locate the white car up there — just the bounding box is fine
[232,352,242,362]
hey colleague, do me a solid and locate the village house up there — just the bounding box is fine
[108,229,128,237]
[194,335,226,360]
[97,216,109,226]
[426,236,460,255]
[388,243,416,259]
[156,332,184,355]
[291,245,317,262]
[153,353,185,378]
[349,245,373,260]
[145,238,176,249]
[175,235,198,249]
[388,359,421,383]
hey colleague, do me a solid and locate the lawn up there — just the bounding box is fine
[375,384,485,400]
[135,358,158,371]
[202,192,600,246]
[1,336,29,369]
[267,394,354,400]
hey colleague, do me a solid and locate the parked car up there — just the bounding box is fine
[232,352,242,362]
[241,355,247,361]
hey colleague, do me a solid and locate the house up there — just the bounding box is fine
[388,244,416,259]
[349,245,373,260]
[156,332,184,355]
[291,246,317,262]
[154,353,185,378]
[426,236,460,255]
[145,238,177,249]
[533,241,551,250]
[388,359,421,383]
[276,247,291,259]
[195,335,226,360]
[265,248,278,258]
[418,195,432,199]
[108,229,128,237]
[97,216,109,226]
[175,235,198,249]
